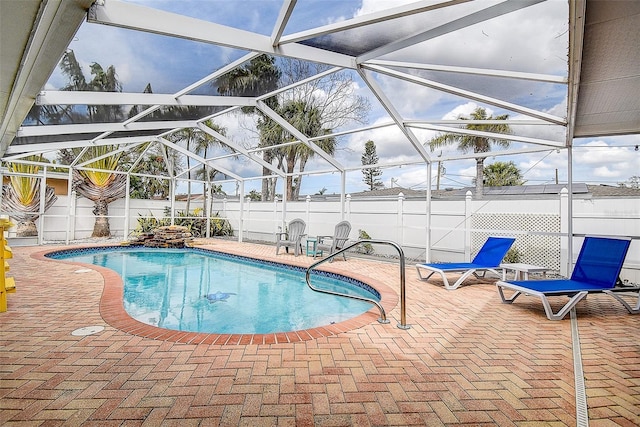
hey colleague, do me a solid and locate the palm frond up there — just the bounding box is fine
[7,157,43,205]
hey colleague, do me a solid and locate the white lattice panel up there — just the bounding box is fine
[472,213,561,271]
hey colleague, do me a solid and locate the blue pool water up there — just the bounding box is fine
[48,247,379,334]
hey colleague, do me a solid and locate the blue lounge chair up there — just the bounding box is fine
[416,236,516,290]
[496,236,639,320]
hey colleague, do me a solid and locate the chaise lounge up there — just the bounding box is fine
[496,236,639,320]
[416,236,516,290]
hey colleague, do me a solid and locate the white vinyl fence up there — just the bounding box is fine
[4,189,640,283]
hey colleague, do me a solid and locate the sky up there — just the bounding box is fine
[43,0,640,196]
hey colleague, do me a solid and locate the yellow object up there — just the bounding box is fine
[0,221,16,312]
[5,277,15,293]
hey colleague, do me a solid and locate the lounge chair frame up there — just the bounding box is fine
[416,236,516,290]
[496,236,638,320]
[496,282,640,321]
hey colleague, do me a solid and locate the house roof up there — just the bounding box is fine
[348,183,640,200]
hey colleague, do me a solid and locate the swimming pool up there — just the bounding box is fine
[47,247,380,334]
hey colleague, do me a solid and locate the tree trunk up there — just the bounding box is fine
[292,176,301,199]
[92,199,111,237]
[16,220,38,237]
[475,158,485,200]
[293,156,308,200]
[202,175,209,218]
[268,177,277,200]
[261,165,271,201]
[261,150,274,201]
[185,181,192,215]
[285,175,294,200]
[285,155,296,200]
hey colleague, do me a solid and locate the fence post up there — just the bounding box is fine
[560,187,569,276]
[306,195,311,235]
[170,178,176,226]
[346,194,351,222]
[274,196,281,237]
[124,174,130,240]
[397,192,405,245]
[242,196,250,242]
[38,167,47,245]
[205,182,211,238]
[238,181,245,242]
[465,191,472,260]
[66,169,74,244]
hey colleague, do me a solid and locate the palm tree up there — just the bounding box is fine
[216,55,281,200]
[128,144,179,200]
[269,100,336,200]
[429,107,512,199]
[216,56,368,200]
[61,146,127,237]
[483,161,525,187]
[2,156,57,237]
[194,120,228,217]
[53,51,127,236]
[167,127,201,215]
[58,50,123,123]
[27,49,99,125]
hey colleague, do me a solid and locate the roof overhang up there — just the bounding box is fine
[570,0,640,138]
[0,0,93,156]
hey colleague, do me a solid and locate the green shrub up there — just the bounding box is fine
[134,214,170,234]
[356,229,374,254]
[134,209,234,238]
[503,246,522,263]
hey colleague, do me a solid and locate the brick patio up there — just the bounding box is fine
[1,239,638,426]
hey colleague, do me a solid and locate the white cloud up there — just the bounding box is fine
[574,140,632,165]
[591,166,620,178]
[355,0,418,16]
[390,165,432,189]
[442,102,486,120]
[385,1,567,75]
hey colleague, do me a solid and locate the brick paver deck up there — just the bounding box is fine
[1,239,638,426]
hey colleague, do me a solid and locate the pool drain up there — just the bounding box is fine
[71,326,104,336]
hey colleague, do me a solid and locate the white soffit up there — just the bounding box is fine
[0,0,93,155]
[573,0,640,138]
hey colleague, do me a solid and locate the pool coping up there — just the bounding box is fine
[32,244,399,345]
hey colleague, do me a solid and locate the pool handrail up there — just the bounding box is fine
[305,239,410,330]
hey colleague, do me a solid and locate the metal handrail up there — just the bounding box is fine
[305,239,410,329]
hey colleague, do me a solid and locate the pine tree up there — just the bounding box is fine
[361,140,384,191]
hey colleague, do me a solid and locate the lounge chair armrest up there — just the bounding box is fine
[316,235,332,243]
